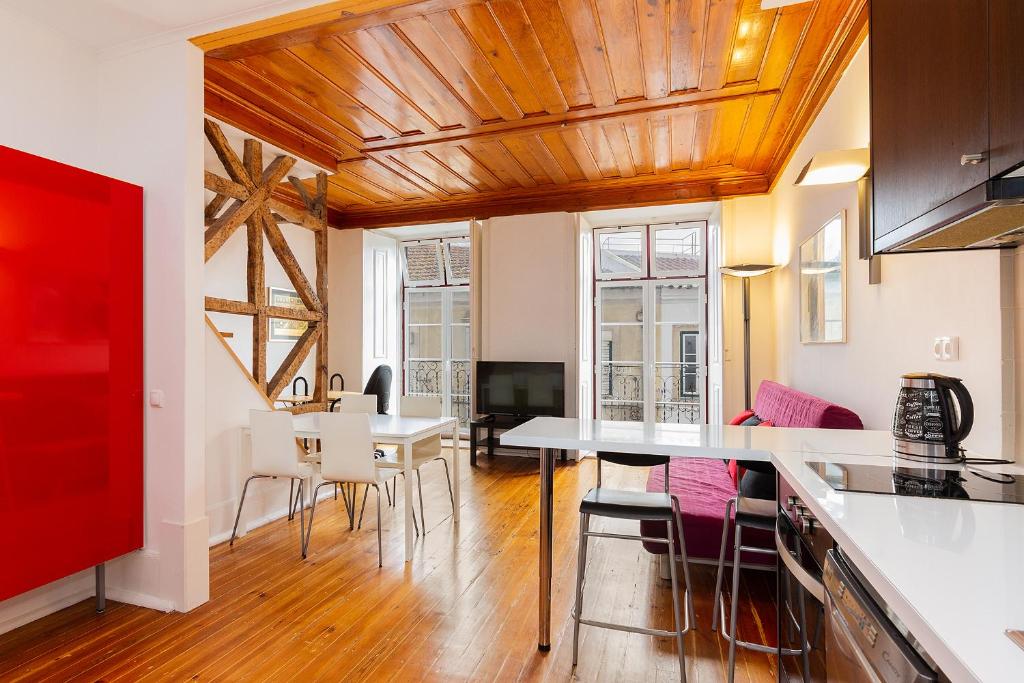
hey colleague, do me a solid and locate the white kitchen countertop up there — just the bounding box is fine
[503,417,1024,681]
[771,445,1024,683]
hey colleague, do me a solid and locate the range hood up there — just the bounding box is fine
[881,169,1024,252]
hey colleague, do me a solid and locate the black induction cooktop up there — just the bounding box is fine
[806,460,1024,505]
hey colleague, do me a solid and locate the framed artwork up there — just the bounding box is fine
[800,211,846,344]
[268,286,308,341]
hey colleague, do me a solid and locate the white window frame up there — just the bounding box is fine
[442,237,470,286]
[649,221,707,278]
[401,239,446,287]
[594,225,648,281]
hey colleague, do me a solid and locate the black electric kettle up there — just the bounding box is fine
[892,373,974,460]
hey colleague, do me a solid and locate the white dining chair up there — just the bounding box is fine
[334,393,378,414]
[303,413,400,565]
[231,409,316,557]
[375,395,455,529]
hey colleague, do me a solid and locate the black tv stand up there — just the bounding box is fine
[469,414,567,466]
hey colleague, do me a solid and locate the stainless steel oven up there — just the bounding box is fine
[777,477,829,682]
[824,549,937,682]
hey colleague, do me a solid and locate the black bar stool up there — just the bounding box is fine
[573,453,694,683]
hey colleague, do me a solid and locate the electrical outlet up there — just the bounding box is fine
[932,336,960,361]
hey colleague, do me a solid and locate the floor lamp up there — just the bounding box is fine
[720,264,779,409]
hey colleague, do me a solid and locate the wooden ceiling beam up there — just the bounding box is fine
[205,81,347,171]
[328,175,771,228]
[360,84,768,155]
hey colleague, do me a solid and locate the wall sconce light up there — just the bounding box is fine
[793,147,880,285]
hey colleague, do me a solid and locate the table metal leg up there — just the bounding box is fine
[95,564,106,613]
[538,447,554,650]
[403,439,414,561]
[452,421,461,525]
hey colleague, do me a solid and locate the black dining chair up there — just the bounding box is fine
[363,365,392,415]
[330,373,344,392]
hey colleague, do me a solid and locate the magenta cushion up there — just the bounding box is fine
[753,380,863,429]
[640,457,773,564]
[640,381,863,561]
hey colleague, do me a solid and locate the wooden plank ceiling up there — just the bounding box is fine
[200,0,867,228]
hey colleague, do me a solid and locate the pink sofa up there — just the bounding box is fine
[639,381,863,562]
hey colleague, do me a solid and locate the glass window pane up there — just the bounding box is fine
[407,290,442,324]
[655,325,701,363]
[600,285,643,323]
[655,282,701,324]
[403,243,444,284]
[450,289,470,324]
[653,226,704,275]
[408,325,441,359]
[600,325,643,362]
[451,324,470,359]
[597,229,644,277]
[445,239,470,282]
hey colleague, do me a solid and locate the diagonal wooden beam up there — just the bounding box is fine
[204,119,255,190]
[205,193,229,223]
[267,323,321,400]
[288,175,315,212]
[260,207,322,312]
[205,170,322,230]
[204,154,295,261]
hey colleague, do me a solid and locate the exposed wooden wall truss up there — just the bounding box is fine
[203,119,330,409]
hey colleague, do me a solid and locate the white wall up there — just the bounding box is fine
[328,229,364,392]
[479,212,579,418]
[725,43,1011,457]
[0,7,209,633]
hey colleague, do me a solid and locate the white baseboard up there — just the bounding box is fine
[0,572,94,636]
[105,586,174,612]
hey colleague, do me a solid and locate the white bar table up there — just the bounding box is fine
[292,412,461,562]
[500,416,893,650]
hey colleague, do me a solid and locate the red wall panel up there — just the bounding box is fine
[0,146,143,601]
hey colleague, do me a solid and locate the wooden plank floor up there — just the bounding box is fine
[0,454,779,682]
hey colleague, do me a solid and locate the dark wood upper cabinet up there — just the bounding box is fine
[871,0,1024,253]
[870,0,990,246]
[988,0,1024,178]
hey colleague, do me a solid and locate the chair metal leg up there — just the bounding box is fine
[416,470,426,530]
[596,458,602,488]
[384,479,393,507]
[298,479,306,559]
[438,457,455,511]
[287,479,295,521]
[229,475,259,546]
[726,522,743,683]
[663,462,670,494]
[665,515,687,683]
[711,497,736,632]
[302,481,330,558]
[334,483,338,500]
[572,512,590,668]
[671,500,695,630]
[375,484,383,567]
[347,483,356,530]
[358,484,370,530]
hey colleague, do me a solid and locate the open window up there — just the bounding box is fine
[595,226,647,279]
[651,222,705,278]
[401,240,445,287]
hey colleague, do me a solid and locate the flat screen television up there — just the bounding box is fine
[476,361,565,417]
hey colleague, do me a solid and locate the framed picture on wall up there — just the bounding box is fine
[799,211,846,344]
[268,286,308,342]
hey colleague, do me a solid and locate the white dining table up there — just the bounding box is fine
[500,416,893,651]
[283,412,460,561]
